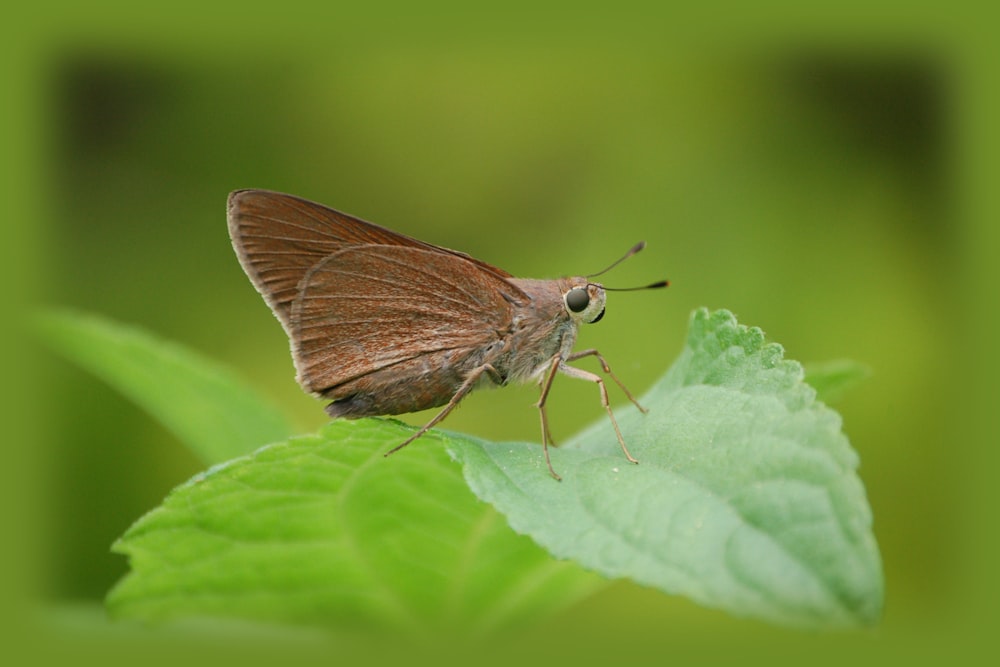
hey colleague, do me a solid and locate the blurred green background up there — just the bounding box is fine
[7,5,997,665]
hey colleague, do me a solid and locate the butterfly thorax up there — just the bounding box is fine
[496,277,600,383]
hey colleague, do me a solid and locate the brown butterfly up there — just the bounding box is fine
[227,189,667,479]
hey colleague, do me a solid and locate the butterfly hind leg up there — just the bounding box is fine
[384,363,503,456]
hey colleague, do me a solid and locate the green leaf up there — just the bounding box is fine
[35,309,292,464]
[450,308,883,628]
[63,307,878,632]
[107,420,604,635]
[804,359,872,404]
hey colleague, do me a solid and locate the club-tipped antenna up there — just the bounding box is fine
[586,241,669,291]
[602,279,670,292]
[587,241,647,279]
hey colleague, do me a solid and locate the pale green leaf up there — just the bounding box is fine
[450,308,883,628]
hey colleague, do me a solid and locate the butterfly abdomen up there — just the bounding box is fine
[319,348,476,417]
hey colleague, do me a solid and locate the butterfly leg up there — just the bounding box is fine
[536,354,565,480]
[565,348,649,413]
[384,363,502,457]
[557,358,640,466]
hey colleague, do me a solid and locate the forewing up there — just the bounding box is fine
[290,245,525,394]
[227,189,514,331]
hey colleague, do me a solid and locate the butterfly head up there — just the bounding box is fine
[563,282,606,324]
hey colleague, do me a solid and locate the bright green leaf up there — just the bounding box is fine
[107,419,605,635]
[61,307,878,632]
[804,359,872,404]
[35,309,292,464]
[450,308,883,628]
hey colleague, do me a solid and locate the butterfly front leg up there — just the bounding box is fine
[535,353,566,480]
[536,349,645,480]
[564,348,649,414]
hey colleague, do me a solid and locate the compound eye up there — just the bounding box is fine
[565,287,590,313]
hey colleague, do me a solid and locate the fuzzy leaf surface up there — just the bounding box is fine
[450,308,883,628]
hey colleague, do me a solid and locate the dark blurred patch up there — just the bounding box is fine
[787,57,946,166]
[780,53,950,235]
[54,57,178,159]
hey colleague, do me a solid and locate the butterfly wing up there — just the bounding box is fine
[227,189,516,334]
[291,244,527,415]
[227,189,531,416]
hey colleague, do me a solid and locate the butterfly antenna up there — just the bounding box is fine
[602,279,670,292]
[586,241,669,291]
[587,241,647,279]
